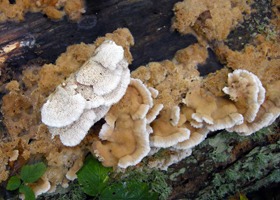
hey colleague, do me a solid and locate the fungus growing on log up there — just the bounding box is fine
[0,0,85,22]
[41,40,130,146]
[150,107,191,148]
[172,0,251,41]
[28,176,51,198]
[92,78,162,168]
[41,86,86,128]
[223,69,266,123]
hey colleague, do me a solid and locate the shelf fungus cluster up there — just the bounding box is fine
[91,43,280,170]
[1,23,280,197]
[93,78,163,168]
[41,40,130,147]
[0,28,134,191]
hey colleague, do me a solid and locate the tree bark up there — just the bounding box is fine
[0,0,279,199]
[167,123,280,199]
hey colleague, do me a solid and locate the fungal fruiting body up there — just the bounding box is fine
[92,40,279,170]
[41,40,130,146]
[93,78,163,168]
[41,38,278,170]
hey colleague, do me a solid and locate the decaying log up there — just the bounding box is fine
[167,121,280,199]
[0,0,279,199]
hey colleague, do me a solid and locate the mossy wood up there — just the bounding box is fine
[0,0,279,200]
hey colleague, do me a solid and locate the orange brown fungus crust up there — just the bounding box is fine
[0,0,85,22]
[132,43,207,108]
[172,0,252,41]
[0,28,134,185]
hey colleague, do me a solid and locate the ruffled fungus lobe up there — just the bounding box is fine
[183,87,217,126]
[66,156,84,180]
[219,69,280,136]
[150,107,191,148]
[226,100,279,135]
[41,40,130,146]
[28,176,51,198]
[174,125,209,150]
[41,86,86,128]
[181,86,244,131]
[48,109,97,146]
[93,78,162,168]
[223,69,265,123]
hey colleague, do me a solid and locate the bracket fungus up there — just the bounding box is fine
[41,86,86,128]
[150,107,191,148]
[2,23,280,196]
[223,69,266,123]
[221,69,273,135]
[28,176,51,198]
[41,40,130,146]
[93,78,162,168]
[181,87,244,132]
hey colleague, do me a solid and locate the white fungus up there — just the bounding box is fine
[41,40,130,147]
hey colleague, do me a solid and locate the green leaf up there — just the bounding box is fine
[239,193,249,200]
[100,181,158,200]
[19,185,35,200]
[20,162,46,183]
[6,176,21,190]
[76,154,112,196]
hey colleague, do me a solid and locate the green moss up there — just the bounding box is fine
[251,126,274,142]
[197,140,280,199]
[58,182,87,200]
[205,131,235,163]
[116,169,172,200]
[212,173,224,187]
[169,168,186,181]
[185,156,198,164]
[153,148,170,160]
[37,181,86,200]
[225,169,239,182]
[216,183,234,198]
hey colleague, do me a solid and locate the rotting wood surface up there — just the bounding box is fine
[0,0,279,200]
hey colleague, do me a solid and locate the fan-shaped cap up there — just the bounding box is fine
[150,128,190,148]
[227,100,280,135]
[76,84,105,109]
[76,61,123,95]
[146,104,164,124]
[150,108,191,148]
[102,67,131,106]
[29,176,51,198]
[92,40,124,71]
[118,119,151,168]
[175,126,209,149]
[223,69,265,123]
[130,78,153,107]
[41,86,86,128]
[49,109,97,146]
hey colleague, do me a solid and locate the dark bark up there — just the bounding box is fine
[167,122,280,200]
[0,0,200,84]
